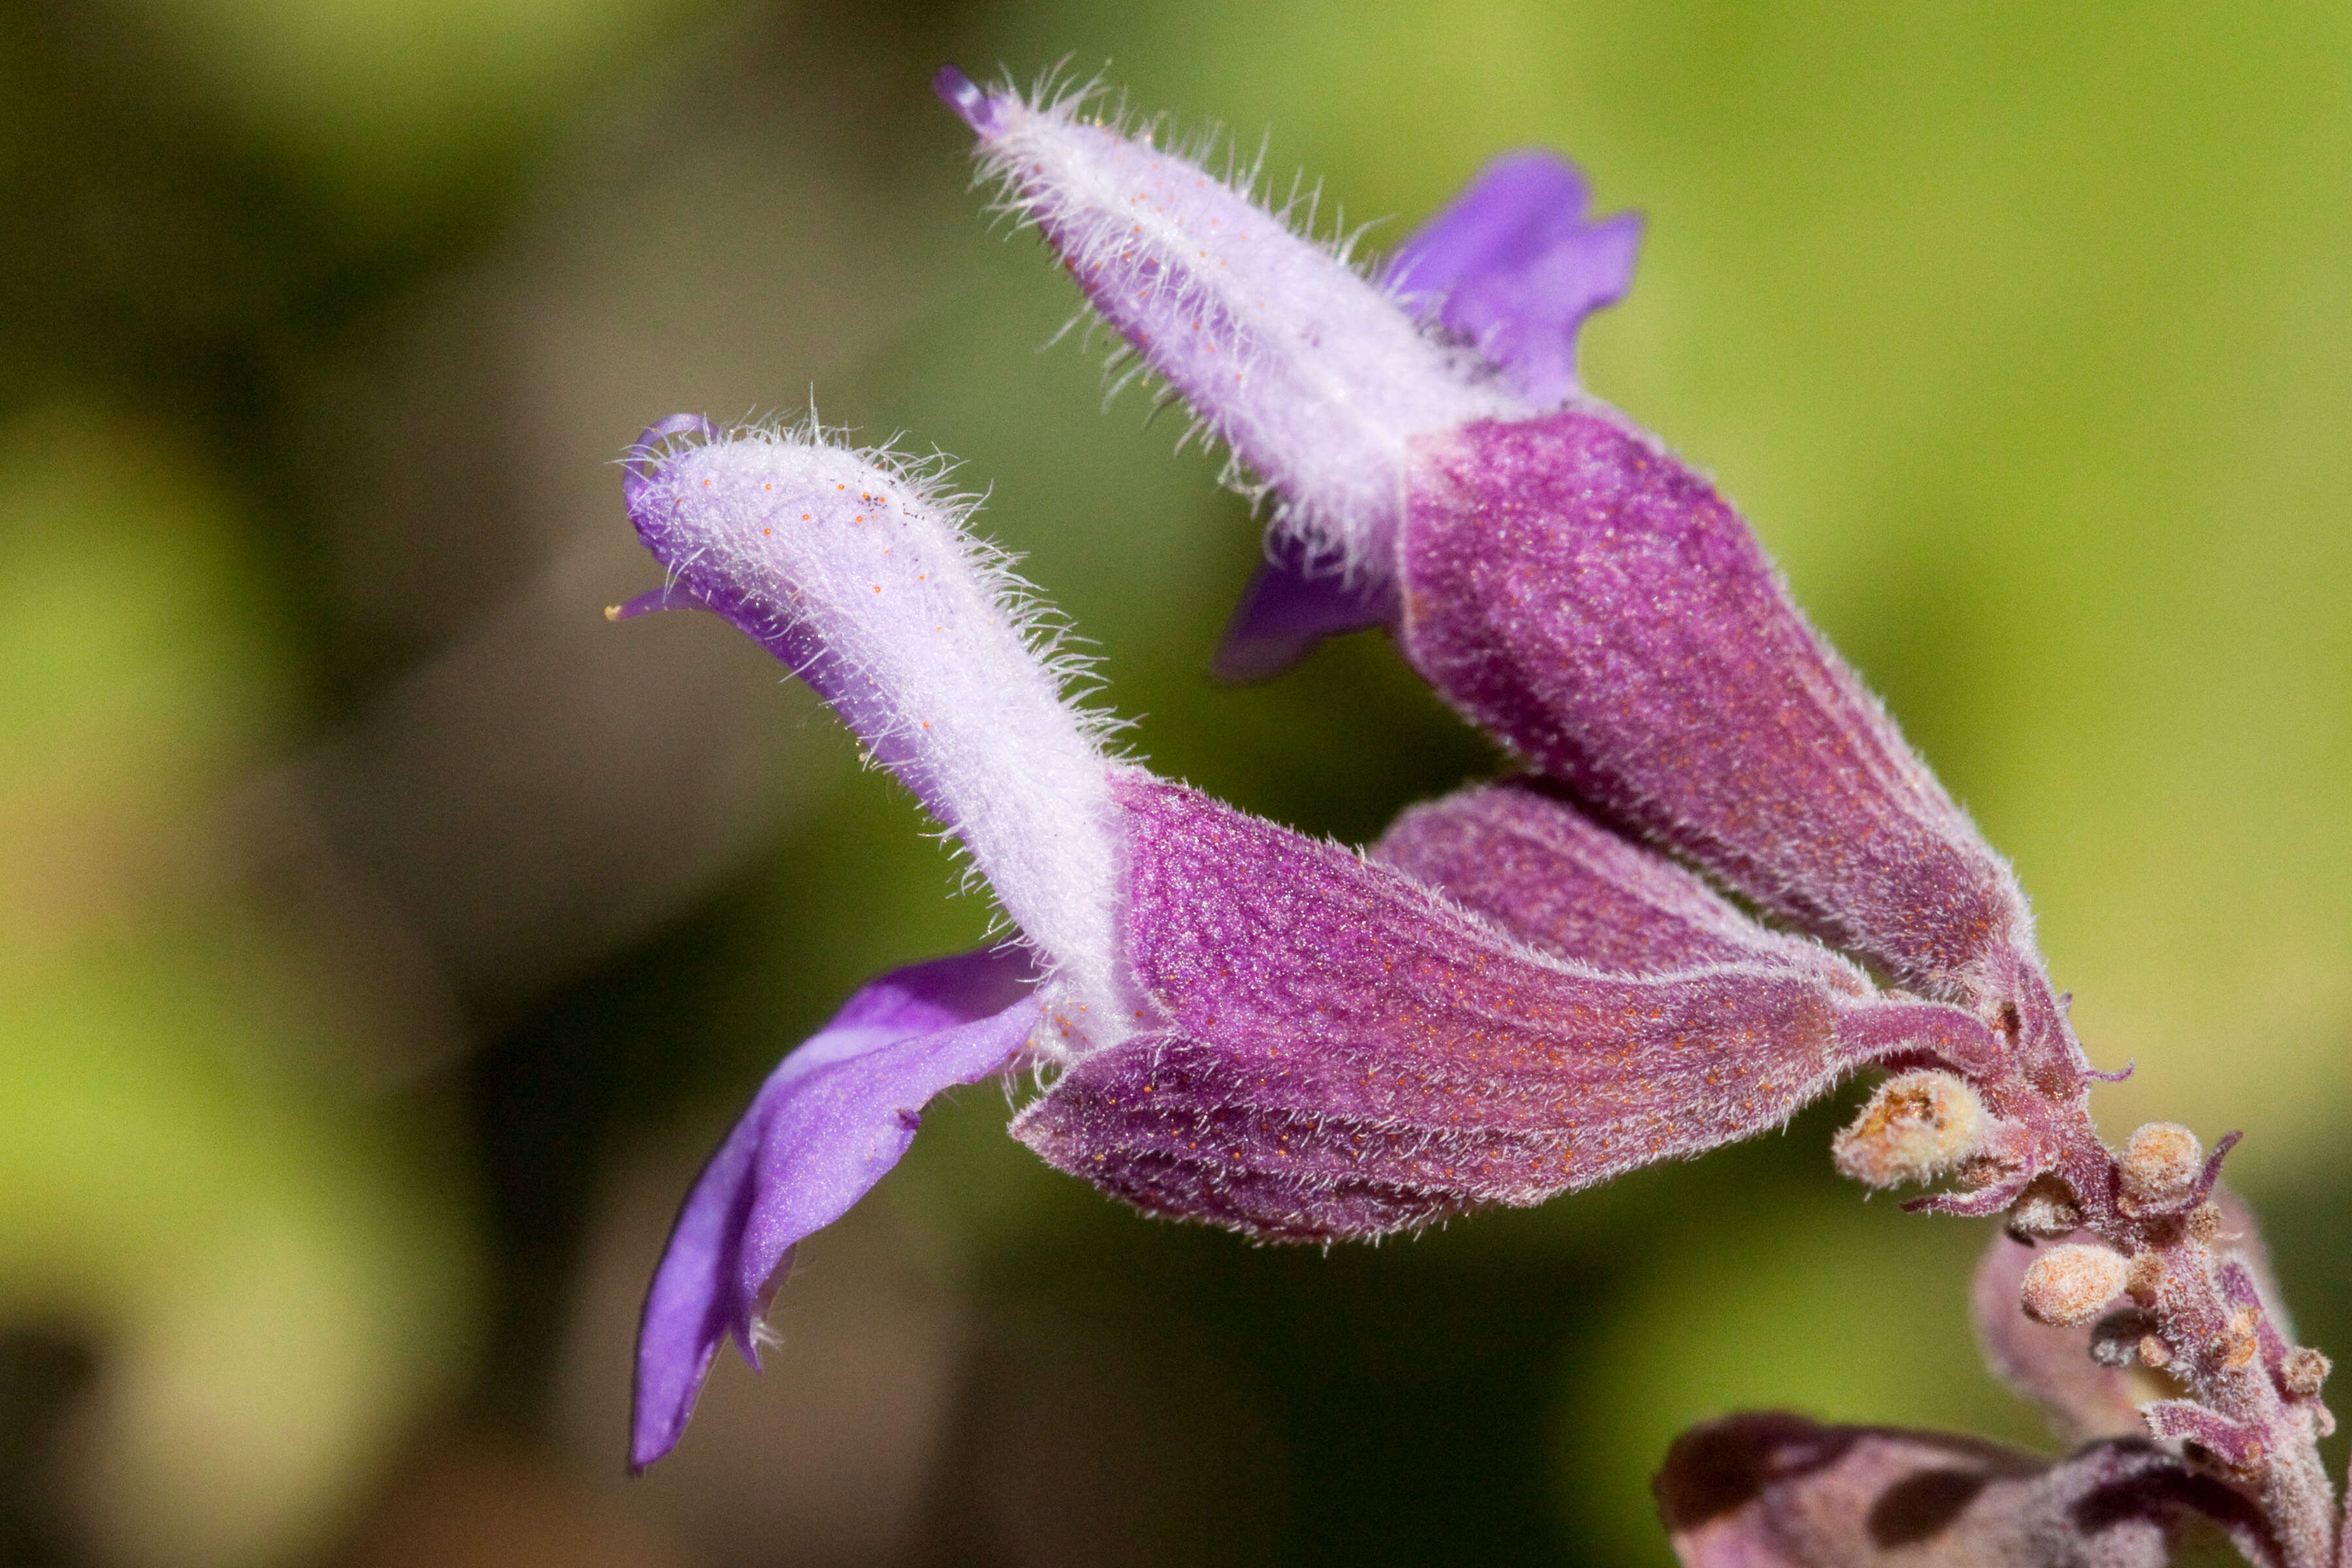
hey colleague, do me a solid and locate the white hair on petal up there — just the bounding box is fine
[636,416,1128,1046]
[964,74,1524,581]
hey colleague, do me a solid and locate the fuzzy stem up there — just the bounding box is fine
[1967,967,2338,1568]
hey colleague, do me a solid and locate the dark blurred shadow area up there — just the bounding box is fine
[6,0,2352,1564]
[3,0,1013,1560]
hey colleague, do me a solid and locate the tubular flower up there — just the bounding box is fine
[937,69,2094,1177]
[614,419,1998,1469]
[608,74,2337,1568]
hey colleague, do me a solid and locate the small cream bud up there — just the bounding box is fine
[2138,1334,2174,1370]
[2117,1122,2203,1214]
[2282,1347,2331,1398]
[2213,1308,2259,1371]
[2005,1173,2084,1239]
[2020,1243,2130,1326]
[1831,1070,1988,1188]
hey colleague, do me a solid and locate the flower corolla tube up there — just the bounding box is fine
[614,68,2061,1473]
[614,414,1997,1473]
[610,73,2338,1568]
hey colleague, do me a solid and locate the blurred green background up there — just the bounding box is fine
[4,0,2349,1563]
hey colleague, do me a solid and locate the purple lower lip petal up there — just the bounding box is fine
[630,946,1040,1473]
[1209,533,1397,684]
[1384,150,1643,408]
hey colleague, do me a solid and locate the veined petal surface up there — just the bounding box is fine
[1399,408,2026,998]
[1373,779,1855,979]
[1015,779,1997,1241]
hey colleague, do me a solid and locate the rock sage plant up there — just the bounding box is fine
[611,68,2340,1568]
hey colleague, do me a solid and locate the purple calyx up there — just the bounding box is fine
[1015,777,2002,1242]
[1399,407,2026,1001]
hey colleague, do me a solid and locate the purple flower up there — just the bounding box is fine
[1215,148,1640,680]
[609,73,2340,1568]
[613,416,1995,1469]
[938,67,2107,1215]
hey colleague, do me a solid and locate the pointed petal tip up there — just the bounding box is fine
[965,78,1517,564]
[629,1284,737,1474]
[934,66,1007,136]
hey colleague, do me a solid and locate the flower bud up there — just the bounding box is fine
[2019,1243,2129,1326]
[1831,1070,1987,1188]
[2281,1347,2331,1399]
[2117,1122,2202,1213]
